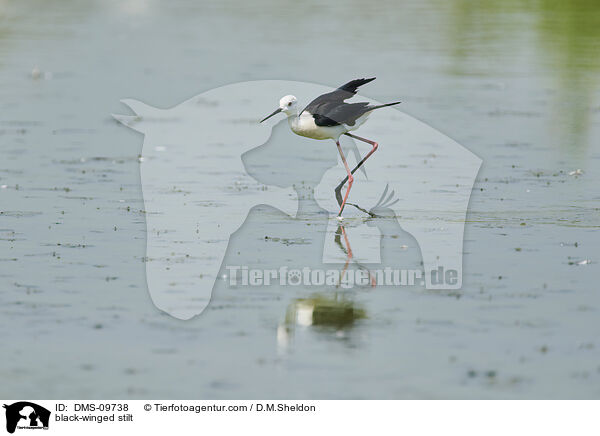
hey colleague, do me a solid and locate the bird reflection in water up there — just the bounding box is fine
[335,225,376,288]
[335,184,401,288]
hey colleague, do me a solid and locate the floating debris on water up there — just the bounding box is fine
[567,258,591,265]
[560,242,578,247]
[31,65,41,79]
[264,235,310,246]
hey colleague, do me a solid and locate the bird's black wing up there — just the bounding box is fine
[312,102,373,127]
[300,77,376,118]
[313,100,402,127]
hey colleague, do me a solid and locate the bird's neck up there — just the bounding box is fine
[285,109,300,128]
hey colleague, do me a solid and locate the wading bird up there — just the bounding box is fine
[260,77,400,217]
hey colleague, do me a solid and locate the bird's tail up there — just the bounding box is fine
[369,101,401,110]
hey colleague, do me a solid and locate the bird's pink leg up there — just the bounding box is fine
[336,140,354,216]
[334,133,379,209]
[345,132,379,168]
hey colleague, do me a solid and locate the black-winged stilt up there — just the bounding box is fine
[260,77,400,218]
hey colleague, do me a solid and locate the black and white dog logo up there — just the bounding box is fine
[3,402,50,434]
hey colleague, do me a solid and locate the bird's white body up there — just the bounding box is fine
[287,110,371,141]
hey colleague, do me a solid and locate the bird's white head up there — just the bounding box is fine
[279,95,298,113]
[260,95,298,123]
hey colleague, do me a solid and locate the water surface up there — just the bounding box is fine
[0,0,599,398]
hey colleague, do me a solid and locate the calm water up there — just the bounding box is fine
[1,0,599,398]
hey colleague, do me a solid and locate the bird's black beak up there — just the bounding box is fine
[260,107,282,123]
